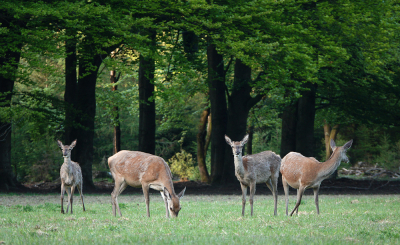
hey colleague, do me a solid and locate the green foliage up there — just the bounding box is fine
[317,125,400,172]
[12,125,61,182]
[2,0,400,185]
[168,150,199,181]
[375,136,400,172]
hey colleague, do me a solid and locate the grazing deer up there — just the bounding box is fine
[108,150,186,218]
[281,139,353,216]
[225,134,281,216]
[57,139,85,214]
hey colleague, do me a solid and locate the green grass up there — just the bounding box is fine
[1,193,400,244]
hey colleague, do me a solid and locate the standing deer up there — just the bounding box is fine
[225,134,281,216]
[281,139,353,216]
[108,150,186,218]
[57,139,85,214]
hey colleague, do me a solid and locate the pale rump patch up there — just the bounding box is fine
[225,134,281,216]
[108,150,185,218]
[280,139,353,216]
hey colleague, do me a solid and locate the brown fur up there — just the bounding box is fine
[108,150,185,218]
[225,134,281,216]
[281,139,353,216]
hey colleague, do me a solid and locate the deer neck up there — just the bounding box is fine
[233,154,246,177]
[318,150,342,179]
[63,156,73,173]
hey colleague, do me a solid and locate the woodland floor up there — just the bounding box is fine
[15,176,400,196]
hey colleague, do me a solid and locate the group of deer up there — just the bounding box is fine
[56,139,185,217]
[56,135,352,217]
[224,134,353,216]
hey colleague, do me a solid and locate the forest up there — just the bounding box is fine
[1,0,400,191]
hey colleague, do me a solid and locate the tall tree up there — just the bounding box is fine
[64,28,78,148]
[0,4,26,190]
[138,31,156,154]
[110,69,121,154]
[223,59,263,182]
[59,1,126,188]
[207,43,227,183]
[196,107,211,183]
[75,44,107,189]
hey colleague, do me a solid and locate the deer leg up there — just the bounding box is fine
[61,182,65,214]
[111,177,124,217]
[269,177,279,216]
[70,185,75,214]
[65,187,72,214]
[160,191,169,218]
[240,183,247,216]
[282,177,289,216]
[142,184,151,217]
[115,182,127,216]
[249,183,256,216]
[313,186,320,215]
[266,179,273,192]
[290,186,305,216]
[295,189,300,215]
[77,184,85,212]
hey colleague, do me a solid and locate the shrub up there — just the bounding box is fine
[168,150,199,181]
[374,136,400,172]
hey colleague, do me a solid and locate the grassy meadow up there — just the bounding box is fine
[0,193,399,244]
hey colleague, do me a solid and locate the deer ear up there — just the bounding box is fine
[343,139,353,150]
[163,187,172,200]
[57,140,63,149]
[225,135,232,145]
[330,139,336,151]
[70,139,77,149]
[177,187,186,199]
[241,134,249,145]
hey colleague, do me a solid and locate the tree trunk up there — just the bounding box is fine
[0,78,18,191]
[182,30,198,62]
[295,84,317,157]
[280,83,317,159]
[223,59,260,183]
[325,122,340,179]
[330,125,339,144]
[64,32,78,152]
[207,43,227,184]
[323,121,340,160]
[111,70,121,154]
[138,53,156,154]
[280,101,298,158]
[247,124,254,155]
[0,14,23,191]
[323,121,331,160]
[196,108,210,183]
[205,113,212,154]
[74,53,105,190]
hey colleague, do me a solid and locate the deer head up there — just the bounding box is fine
[57,139,77,158]
[163,187,186,217]
[225,134,249,156]
[330,139,353,163]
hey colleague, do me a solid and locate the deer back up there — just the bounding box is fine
[244,151,281,184]
[108,150,174,189]
[280,152,322,187]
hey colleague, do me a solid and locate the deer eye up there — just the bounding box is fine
[170,207,173,211]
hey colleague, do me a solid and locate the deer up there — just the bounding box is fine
[108,150,186,218]
[281,139,353,216]
[225,134,281,216]
[57,139,86,214]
